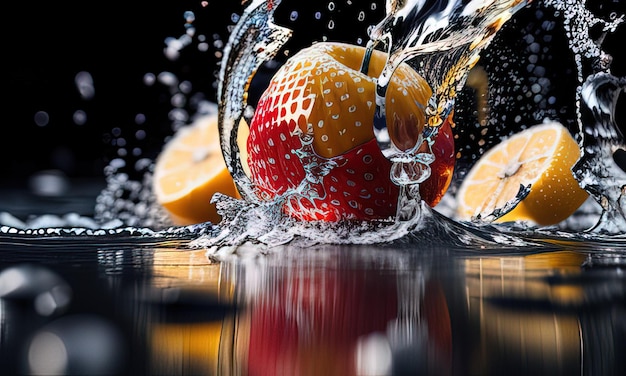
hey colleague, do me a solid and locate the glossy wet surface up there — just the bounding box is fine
[1,235,624,375]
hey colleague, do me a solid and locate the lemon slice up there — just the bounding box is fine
[152,114,249,225]
[456,121,589,226]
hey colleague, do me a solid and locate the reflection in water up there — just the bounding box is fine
[146,248,234,375]
[1,242,625,375]
[464,251,586,375]
[240,251,400,375]
[148,245,625,375]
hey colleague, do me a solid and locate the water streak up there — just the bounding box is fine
[217,0,292,202]
[542,0,626,234]
[364,0,530,218]
[574,73,626,233]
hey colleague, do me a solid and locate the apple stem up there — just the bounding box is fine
[360,40,376,75]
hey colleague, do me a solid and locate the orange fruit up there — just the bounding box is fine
[152,114,249,225]
[247,42,455,221]
[455,121,589,226]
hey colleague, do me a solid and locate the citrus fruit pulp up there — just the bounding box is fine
[152,114,249,225]
[455,121,589,226]
[247,41,456,221]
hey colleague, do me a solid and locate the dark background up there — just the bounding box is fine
[2,0,626,218]
[2,1,253,217]
[3,1,244,182]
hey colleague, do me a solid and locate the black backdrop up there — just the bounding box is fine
[3,1,247,183]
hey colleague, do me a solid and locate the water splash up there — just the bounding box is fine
[217,0,292,202]
[197,133,437,249]
[574,73,626,233]
[194,194,429,252]
[361,0,530,219]
[5,1,626,254]
[191,195,562,257]
[542,0,626,234]
[369,0,529,138]
[202,0,626,248]
[213,0,531,232]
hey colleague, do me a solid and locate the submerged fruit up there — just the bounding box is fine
[455,121,589,226]
[152,114,249,225]
[247,42,455,221]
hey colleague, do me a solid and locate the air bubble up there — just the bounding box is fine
[73,110,87,126]
[135,130,146,140]
[531,83,541,93]
[143,73,156,86]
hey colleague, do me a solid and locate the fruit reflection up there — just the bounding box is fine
[143,247,624,375]
[464,250,587,375]
[148,248,233,375]
[245,263,398,375]
[238,252,454,376]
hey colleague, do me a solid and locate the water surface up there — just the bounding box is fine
[1,235,624,375]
